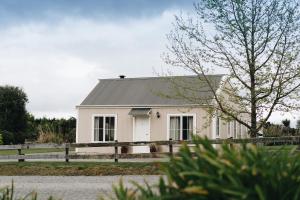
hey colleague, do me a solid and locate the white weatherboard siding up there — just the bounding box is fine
[76,107,213,154]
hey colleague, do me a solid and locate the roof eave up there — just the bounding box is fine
[76,103,213,109]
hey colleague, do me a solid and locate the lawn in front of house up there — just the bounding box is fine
[0,162,161,176]
[0,148,75,155]
[262,145,299,151]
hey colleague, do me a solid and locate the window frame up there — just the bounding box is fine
[91,114,117,143]
[167,114,196,141]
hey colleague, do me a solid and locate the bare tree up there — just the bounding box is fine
[164,0,300,137]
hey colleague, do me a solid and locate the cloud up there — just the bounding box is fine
[0,9,179,118]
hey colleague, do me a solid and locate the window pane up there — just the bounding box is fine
[182,116,187,140]
[105,117,115,141]
[94,117,104,141]
[99,117,103,129]
[110,129,114,141]
[182,116,193,140]
[170,116,180,140]
[105,128,109,141]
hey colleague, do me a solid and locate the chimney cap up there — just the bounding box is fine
[119,75,126,79]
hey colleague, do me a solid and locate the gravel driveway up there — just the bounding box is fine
[0,176,161,200]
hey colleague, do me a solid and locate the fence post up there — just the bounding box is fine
[18,148,25,162]
[169,138,173,156]
[114,140,118,163]
[65,144,69,163]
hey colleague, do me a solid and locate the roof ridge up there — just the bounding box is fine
[98,74,226,81]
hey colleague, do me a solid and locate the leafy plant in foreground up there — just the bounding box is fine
[111,137,300,200]
[0,182,55,200]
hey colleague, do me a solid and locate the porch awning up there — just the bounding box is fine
[128,108,152,116]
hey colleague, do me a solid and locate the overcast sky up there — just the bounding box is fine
[0,0,297,125]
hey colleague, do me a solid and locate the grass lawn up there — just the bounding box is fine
[0,162,162,176]
[262,145,299,151]
[0,148,75,155]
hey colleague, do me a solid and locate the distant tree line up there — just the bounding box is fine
[0,85,76,144]
[263,119,300,137]
[27,115,76,144]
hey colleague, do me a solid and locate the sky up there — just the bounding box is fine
[0,0,297,126]
[0,0,194,117]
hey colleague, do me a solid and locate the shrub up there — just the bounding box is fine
[121,146,129,154]
[1,130,15,145]
[36,125,63,144]
[149,143,159,153]
[112,137,300,200]
[0,133,3,145]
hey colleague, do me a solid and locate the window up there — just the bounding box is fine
[94,116,116,142]
[233,121,237,138]
[238,123,242,138]
[216,117,220,137]
[227,122,231,137]
[169,115,194,140]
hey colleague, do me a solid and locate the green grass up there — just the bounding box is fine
[0,148,74,155]
[262,145,298,151]
[0,162,161,176]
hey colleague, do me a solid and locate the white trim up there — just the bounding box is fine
[230,121,234,137]
[148,116,151,141]
[212,115,217,139]
[166,113,196,140]
[75,107,79,143]
[233,120,237,138]
[91,114,118,143]
[132,116,135,142]
[238,122,242,139]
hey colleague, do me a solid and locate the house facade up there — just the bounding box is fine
[76,75,249,154]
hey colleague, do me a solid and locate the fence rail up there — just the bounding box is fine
[0,136,299,162]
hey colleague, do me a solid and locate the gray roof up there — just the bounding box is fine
[80,75,225,106]
[128,108,151,116]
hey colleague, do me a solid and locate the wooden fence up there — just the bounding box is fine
[0,136,299,163]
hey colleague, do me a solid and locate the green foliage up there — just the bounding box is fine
[0,133,3,145]
[1,131,15,145]
[263,122,299,137]
[27,116,76,143]
[0,86,28,144]
[297,120,300,130]
[0,86,76,144]
[112,137,300,200]
[282,119,291,128]
[0,182,37,200]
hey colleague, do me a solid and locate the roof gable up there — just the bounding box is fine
[80,75,225,106]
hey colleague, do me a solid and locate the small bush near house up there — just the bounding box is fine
[112,137,300,200]
[36,125,63,144]
[149,143,159,153]
[121,146,129,154]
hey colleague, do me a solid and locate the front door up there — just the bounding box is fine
[133,116,150,153]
